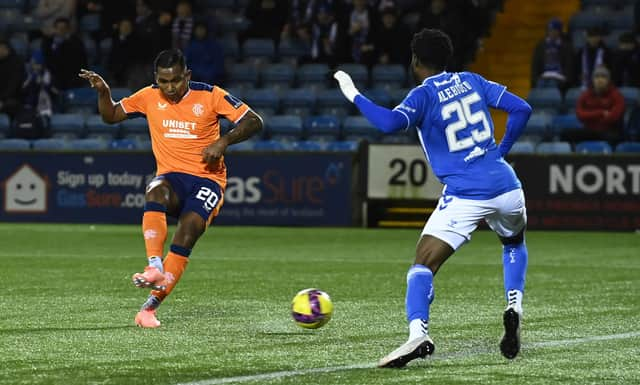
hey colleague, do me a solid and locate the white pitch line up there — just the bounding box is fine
[177,331,640,385]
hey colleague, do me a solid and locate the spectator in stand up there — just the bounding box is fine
[107,18,138,87]
[417,0,463,69]
[371,5,411,66]
[530,18,573,92]
[172,0,194,51]
[185,22,224,85]
[575,27,612,88]
[280,0,313,43]
[612,32,640,88]
[16,50,54,139]
[564,66,624,144]
[34,0,77,37]
[242,0,289,45]
[97,0,136,39]
[348,0,376,65]
[0,38,25,120]
[309,5,342,65]
[41,17,88,90]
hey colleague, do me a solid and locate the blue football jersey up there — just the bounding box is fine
[394,71,521,200]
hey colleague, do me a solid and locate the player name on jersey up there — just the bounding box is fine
[436,81,473,103]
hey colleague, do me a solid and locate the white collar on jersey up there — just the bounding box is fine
[421,71,447,85]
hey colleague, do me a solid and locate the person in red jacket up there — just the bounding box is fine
[564,65,624,144]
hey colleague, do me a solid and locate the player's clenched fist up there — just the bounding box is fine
[78,68,108,92]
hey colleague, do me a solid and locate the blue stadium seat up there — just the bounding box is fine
[291,140,325,151]
[0,0,24,8]
[69,138,108,151]
[371,64,406,89]
[79,13,101,32]
[50,113,86,138]
[296,64,329,89]
[228,63,259,88]
[609,10,634,30]
[82,35,98,64]
[342,116,379,142]
[261,63,295,89]
[615,141,640,153]
[551,114,583,135]
[121,118,148,139]
[219,36,239,60]
[242,38,275,61]
[32,138,70,150]
[304,115,341,141]
[0,113,10,137]
[563,87,582,111]
[244,89,280,115]
[110,88,132,102]
[0,138,30,150]
[336,63,369,86]
[326,140,359,152]
[85,115,119,139]
[202,0,236,7]
[361,88,392,107]
[619,87,640,107]
[527,88,562,111]
[278,39,310,63]
[281,88,316,117]
[509,141,535,154]
[380,131,415,144]
[536,141,572,154]
[524,112,552,137]
[252,139,291,151]
[575,140,612,154]
[388,88,411,105]
[569,10,608,31]
[226,140,255,152]
[266,115,303,141]
[316,89,350,117]
[136,138,152,151]
[109,138,138,150]
[64,87,97,114]
[9,34,27,57]
[571,30,587,51]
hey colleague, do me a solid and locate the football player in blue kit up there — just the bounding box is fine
[334,28,532,367]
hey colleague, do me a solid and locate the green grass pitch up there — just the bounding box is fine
[1,223,639,385]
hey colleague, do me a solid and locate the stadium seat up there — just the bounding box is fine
[316,89,350,117]
[571,30,587,51]
[109,138,138,150]
[551,114,583,135]
[524,112,552,137]
[326,140,359,152]
[261,63,295,89]
[244,88,280,115]
[0,138,30,150]
[380,131,415,144]
[342,116,380,142]
[291,140,325,151]
[609,10,634,30]
[228,63,259,89]
[0,0,25,8]
[201,0,236,8]
[536,141,572,154]
[85,115,120,139]
[82,35,98,64]
[265,115,303,141]
[32,138,70,150]
[304,115,341,141]
[281,88,316,117]
[9,34,27,57]
[219,36,239,61]
[69,138,108,151]
[569,10,608,31]
[225,140,255,152]
[619,87,639,108]
[296,64,330,89]
[526,88,562,111]
[575,140,612,154]
[136,138,152,151]
[278,39,310,64]
[79,13,101,32]
[64,87,97,114]
[371,64,406,89]
[615,141,640,153]
[0,113,9,137]
[509,141,536,154]
[121,118,148,139]
[361,88,392,108]
[110,88,132,102]
[252,139,291,151]
[563,87,582,111]
[242,38,275,62]
[388,88,411,105]
[50,113,86,138]
[336,63,369,86]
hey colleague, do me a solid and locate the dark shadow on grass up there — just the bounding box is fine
[0,325,134,334]
[260,331,316,336]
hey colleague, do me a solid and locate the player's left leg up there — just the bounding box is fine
[485,188,528,359]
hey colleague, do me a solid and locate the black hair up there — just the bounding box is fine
[410,28,453,71]
[154,49,186,72]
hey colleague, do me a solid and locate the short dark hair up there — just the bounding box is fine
[154,49,186,72]
[410,28,453,71]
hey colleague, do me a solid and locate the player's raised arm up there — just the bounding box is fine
[334,70,408,133]
[78,69,127,124]
[201,110,263,164]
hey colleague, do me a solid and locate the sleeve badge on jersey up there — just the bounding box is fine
[224,94,244,109]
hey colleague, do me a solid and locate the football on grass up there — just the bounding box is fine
[291,288,333,329]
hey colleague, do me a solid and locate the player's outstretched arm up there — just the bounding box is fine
[334,71,407,133]
[201,110,263,164]
[496,91,532,157]
[78,69,127,124]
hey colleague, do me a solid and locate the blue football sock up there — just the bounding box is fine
[503,241,528,299]
[405,264,434,323]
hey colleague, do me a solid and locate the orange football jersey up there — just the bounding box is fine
[119,82,250,189]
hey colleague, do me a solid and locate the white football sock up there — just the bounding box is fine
[408,318,429,341]
[148,256,163,272]
[507,289,523,314]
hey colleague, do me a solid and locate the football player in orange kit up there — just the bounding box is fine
[79,49,263,328]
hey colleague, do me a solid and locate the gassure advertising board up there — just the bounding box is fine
[0,152,353,226]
